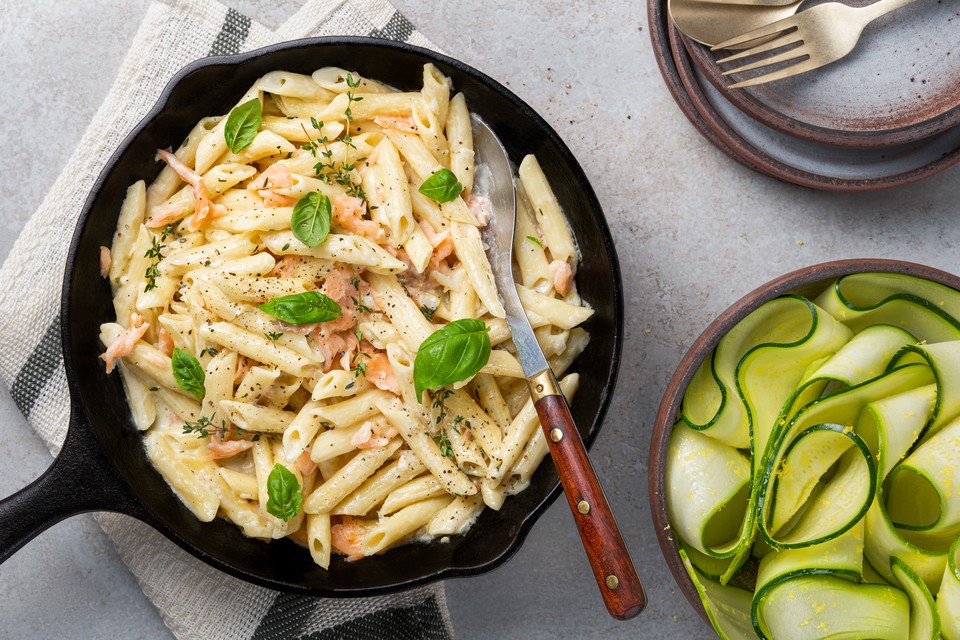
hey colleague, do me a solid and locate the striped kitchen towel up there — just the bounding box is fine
[0,0,454,638]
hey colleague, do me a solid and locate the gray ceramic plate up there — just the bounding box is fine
[685,0,960,148]
[649,0,960,191]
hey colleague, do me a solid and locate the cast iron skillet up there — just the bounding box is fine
[0,37,623,595]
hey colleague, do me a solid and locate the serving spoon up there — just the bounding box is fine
[669,0,806,47]
[472,114,646,621]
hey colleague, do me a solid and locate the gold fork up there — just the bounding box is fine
[711,0,920,88]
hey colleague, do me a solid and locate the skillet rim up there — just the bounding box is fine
[60,35,625,595]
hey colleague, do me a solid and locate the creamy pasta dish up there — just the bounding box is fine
[98,64,593,567]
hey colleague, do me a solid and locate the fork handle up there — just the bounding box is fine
[530,371,646,620]
[859,0,919,23]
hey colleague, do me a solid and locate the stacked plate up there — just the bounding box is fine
[648,0,960,191]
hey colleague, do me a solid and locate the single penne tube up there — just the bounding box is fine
[310,369,370,401]
[376,396,476,496]
[235,365,281,402]
[385,343,426,421]
[372,138,416,245]
[360,495,453,556]
[145,431,219,522]
[403,223,433,275]
[450,222,505,318]
[480,476,508,511]
[444,420,487,477]
[421,63,452,127]
[379,475,446,516]
[209,207,293,233]
[112,225,154,321]
[303,437,402,513]
[218,467,260,500]
[256,70,335,100]
[445,93,475,194]
[550,328,590,377]
[448,266,477,321]
[200,322,315,378]
[203,163,258,198]
[427,494,484,537]
[218,130,297,166]
[195,87,260,174]
[202,350,237,419]
[216,482,274,540]
[366,273,435,351]
[534,325,570,359]
[514,186,553,292]
[408,184,446,230]
[160,233,257,276]
[274,172,347,201]
[215,274,310,304]
[306,513,333,569]
[313,388,394,428]
[333,451,426,516]
[359,319,402,350]
[516,285,594,330]
[193,278,252,322]
[282,400,332,463]
[117,362,156,431]
[261,116,343,143]
[502,378,531,419]
[444,390,503,460]
[272,94,331,118]
[484,318,511,346]
[109,181,147,286]
[473,373,512,431]
[309,422,364,463]
[349,92,423,120]
[220,400,297,434]
[229,309,316,361]
[260,232,407,274]
[518,155,576,264]
[411,101,449,168]
[312,67,392,94]
[147,116,221,208]
[479,349,525,379]
[187,253,277,281]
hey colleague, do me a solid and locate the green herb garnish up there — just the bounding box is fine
[258,291,341,325]
[266,463,302,521]
[291,192,332,247]
[224,98,262,153]
[172,348,205,399]
[413,319,491,402]
[265,331,283,342]
[526,235,544,248]
[419,168,463,204]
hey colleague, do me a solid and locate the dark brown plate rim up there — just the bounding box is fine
[683,31,960,150]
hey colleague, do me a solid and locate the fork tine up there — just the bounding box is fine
[728,56,824,89]
[715,34,803,65]
[722,48,809,76]
[711,16,797,51]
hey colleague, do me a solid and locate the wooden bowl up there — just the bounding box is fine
[646,258,960,625]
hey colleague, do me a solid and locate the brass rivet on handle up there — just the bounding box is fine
[550,428,563,442]
[577,500,590,515]
[606,574,620,590]
[536,383,544,393]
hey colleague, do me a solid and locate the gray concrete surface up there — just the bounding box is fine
[2,1,959,639]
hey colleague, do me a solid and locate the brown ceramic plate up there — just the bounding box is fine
[646,258,960,628]
[684,0,960,149]
[649,0,960,191]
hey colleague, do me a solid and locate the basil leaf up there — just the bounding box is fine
[258,291,342,325]
[413,318,491,401]
[291,192,331,247]
[224,98,262,153]
[171,348,205,399]
[266,463,302,521]
[418,168,463,204]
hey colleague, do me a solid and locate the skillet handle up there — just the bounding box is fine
[0,408,151,565]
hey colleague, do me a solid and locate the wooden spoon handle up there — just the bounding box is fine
[533,391,646,620]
